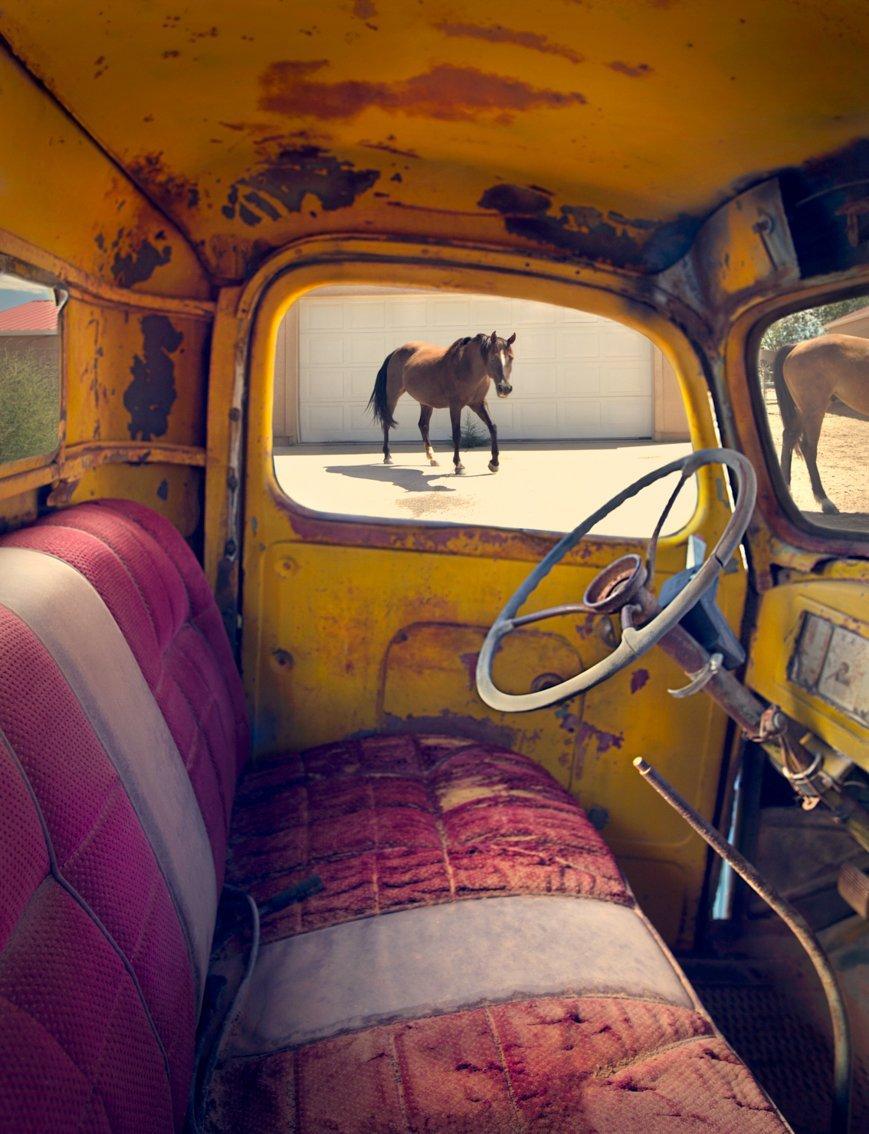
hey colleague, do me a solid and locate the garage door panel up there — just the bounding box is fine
[602,398,652,435]
[604,363,650,396]
[560,327,602,358]
[514,328,556,359]
[556,361,601,396]
[347,301,387,330]
[513,362,551,398]
[429,297,471,325]
[302,302,346,332]
[558,399,604,437]
[304,368,346,401]
[389,299,429,328]
[600,328,649,358]
[346,367,376,400]
[305,335,345,367]
[469,296,514,325]
[303,404,345,438]
[510,401,558,438]
[347,334,389,365]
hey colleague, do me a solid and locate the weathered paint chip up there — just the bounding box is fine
[258,60,587,123]
[124,314,184,441]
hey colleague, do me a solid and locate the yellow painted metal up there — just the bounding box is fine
[228,238,749,946]
[70,464,205,539]
[1,2,865,282]
[64,298,211,449]
[0,48,208,297]
[746,579,869,769]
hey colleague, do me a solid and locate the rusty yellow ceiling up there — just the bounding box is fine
[2,0,866,283]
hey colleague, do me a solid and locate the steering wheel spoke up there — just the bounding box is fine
[476,448,756,712]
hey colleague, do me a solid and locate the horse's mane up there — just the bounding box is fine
[446,333,485,355]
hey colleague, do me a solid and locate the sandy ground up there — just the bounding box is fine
[274,440,696,537]
[763,394,869,522]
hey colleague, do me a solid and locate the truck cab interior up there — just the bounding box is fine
[0,4,866,1132]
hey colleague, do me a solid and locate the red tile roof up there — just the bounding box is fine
[0,299,58,334]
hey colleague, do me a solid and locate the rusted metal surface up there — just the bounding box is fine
[0,44,208,298]
[1,3,865,283]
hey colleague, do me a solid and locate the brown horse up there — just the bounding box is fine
[773,333,869,514]
[368,331,515,474]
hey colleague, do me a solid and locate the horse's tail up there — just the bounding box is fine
[368,351,398,428]
[772,343,802,451]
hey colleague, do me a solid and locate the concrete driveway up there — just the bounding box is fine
[274,440,695,537]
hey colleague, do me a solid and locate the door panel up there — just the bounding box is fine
[224,246,748,950]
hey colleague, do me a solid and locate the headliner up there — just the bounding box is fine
[2,0,866,283]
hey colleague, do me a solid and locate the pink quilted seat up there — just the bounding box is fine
[0,501,249,1131]
[0,500,791,1132]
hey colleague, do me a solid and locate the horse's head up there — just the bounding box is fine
[483,331,516,398]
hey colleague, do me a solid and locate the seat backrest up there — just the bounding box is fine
[0,500,249,1131]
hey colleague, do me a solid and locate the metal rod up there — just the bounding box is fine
[633,757,852,1134]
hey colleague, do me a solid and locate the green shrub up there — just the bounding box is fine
[0,340,60,462]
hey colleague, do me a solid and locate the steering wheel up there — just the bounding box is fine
[475,448,756,712]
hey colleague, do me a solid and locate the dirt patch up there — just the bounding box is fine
[764,397,869,518]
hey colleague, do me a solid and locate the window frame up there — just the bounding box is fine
[742,282,869,550]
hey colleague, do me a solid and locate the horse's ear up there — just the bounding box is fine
[490,331,497,344]
[507,332,516,345]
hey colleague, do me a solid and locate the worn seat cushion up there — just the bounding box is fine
[226,733,630,944]
[208,734,792,1133]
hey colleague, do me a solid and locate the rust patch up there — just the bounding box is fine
[460,651,480,689]
[124,315,184,441]
[361,138,419,158]
[109,228,173,288]
[556,705,623,754]
[478,184,552,215]
[222,144,379,225]
[478,182,699,271]
[608,61,654,78]
[259,60,586,122]
[128,152,201,210]
[436,21,584,65]
[630,668,650,693]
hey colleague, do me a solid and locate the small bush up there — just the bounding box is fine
[459,412,489,448]
[0,339,61,462]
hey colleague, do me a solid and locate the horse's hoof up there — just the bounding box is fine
[488,461,499,473]
[384,457,393,465]
[455,465,465,475]
[429,458,439,467]
[821,499,839,515]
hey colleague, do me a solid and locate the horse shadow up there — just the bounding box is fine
[324,461,495,493]
[324,463,456,494]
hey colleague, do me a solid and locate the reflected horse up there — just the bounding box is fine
[773,333,869,514]
[368,331,515,474]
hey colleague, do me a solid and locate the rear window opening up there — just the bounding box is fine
[272,285,696,536]
[0,270,63,466]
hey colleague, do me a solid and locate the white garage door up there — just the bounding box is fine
[297,290,652,443]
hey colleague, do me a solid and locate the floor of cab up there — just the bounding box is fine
[682,914,868,1134]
